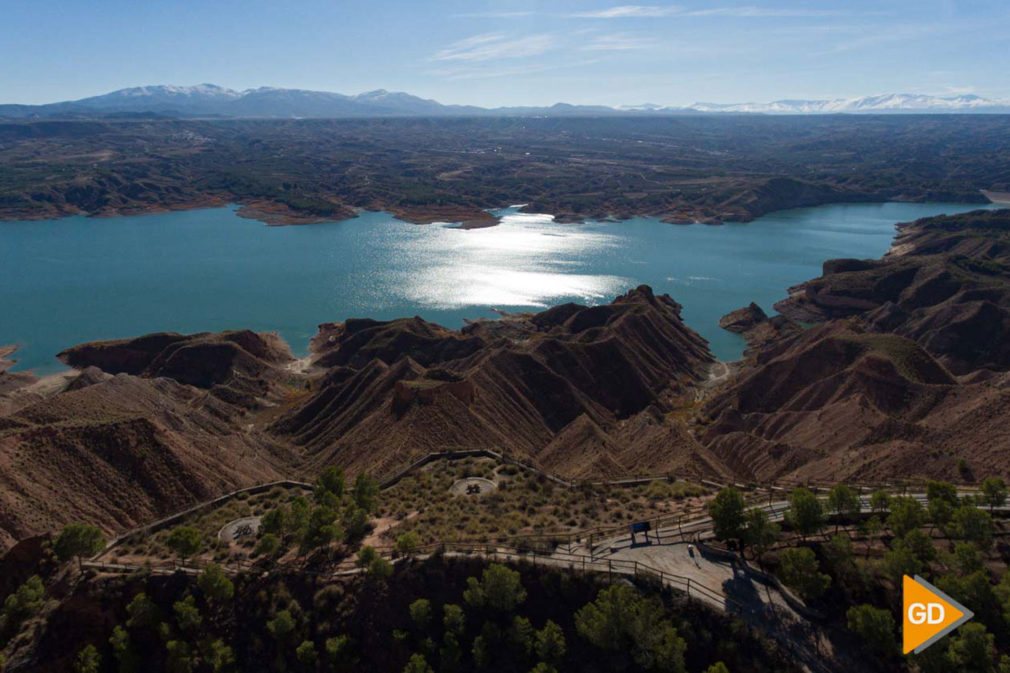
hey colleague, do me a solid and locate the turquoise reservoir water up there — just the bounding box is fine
[0,202,998,374]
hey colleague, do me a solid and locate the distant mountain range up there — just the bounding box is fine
[2,84,1008,119]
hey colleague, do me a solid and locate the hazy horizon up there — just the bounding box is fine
[6,81,1008,111]
[4,0,1009,107]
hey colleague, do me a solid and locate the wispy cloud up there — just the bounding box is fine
[582,33,658,51]
[570,5,681,18]
[684,6,847,17]
[570,4,848,19]
[429,59,605,81]
[432,33,557,62]
[453,11,536,19]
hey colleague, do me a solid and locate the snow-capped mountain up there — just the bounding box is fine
[688,93,1010,114]
[2,86,1008,119]
[76,84,243,110]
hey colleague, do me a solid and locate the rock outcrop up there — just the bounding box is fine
[718,304,802,356]
[718,303,768,333]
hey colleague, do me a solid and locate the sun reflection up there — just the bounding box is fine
[386,209,630,308]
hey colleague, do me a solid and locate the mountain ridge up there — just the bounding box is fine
[3,84,1008,119]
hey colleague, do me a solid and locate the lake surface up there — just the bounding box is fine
[0,202,999,374]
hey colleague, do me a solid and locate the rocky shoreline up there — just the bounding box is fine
[3,188,995,228]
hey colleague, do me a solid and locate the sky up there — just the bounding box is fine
[2,0,1008,107]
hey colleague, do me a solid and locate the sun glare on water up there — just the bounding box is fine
[388,209,630,309]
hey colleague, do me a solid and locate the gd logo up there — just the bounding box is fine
[902,575,974,654]
[907,602,945,624]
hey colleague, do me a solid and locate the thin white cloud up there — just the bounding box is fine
[570,5,848,19]
[429,59,605,81]
[453,11,536,18]
[571,5,681,18]
[684,6,847,17]
[582,33,658,51]
[432,33,557,62]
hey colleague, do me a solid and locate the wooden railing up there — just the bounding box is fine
[84,539,736,612]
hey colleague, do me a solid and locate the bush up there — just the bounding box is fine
[886,497,924,537]
[708,488,746,545]
[846,604,896,657]
[950,507,993,550]
[463,564,527,613]
[396,531,421,556]
[574,584,686,673]
[785,488,824,538]
[777,547,830,600]
[165,527,204,562]
[54,523,105,569]
[74,644,101,673]
[296,640,318,668]
[197,562,234,603]
[255,533,282,558]
[409,599,432,631]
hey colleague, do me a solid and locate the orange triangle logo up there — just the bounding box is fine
[903,575,974,654]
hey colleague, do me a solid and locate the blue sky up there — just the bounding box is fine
[3,0,1008,106]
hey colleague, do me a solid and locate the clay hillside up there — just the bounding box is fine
[273,286,719,479]
[0,286,726,550]
[699,209,1010,484]
[0,331,301,551]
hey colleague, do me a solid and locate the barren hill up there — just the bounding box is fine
[700,209,1010,483]
[698,321,1010,483]
[775,209,1010,374]
[273,286,720,479]
[0,287,725,549]
[0,332,300,549]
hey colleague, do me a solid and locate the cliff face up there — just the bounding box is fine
[775,209,1010,374]
[272,286,720,479]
